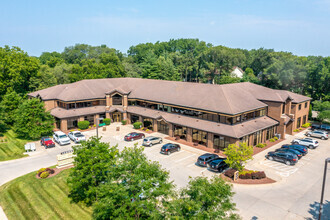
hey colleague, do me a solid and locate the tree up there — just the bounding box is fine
[0,46,39,98]
[67,137,118,206]
[318,110,330,122]
[224,142,253,172]
[92,145,174,219]
[13,98,54,139]
[0,90,22,125]
[166,176,239,219]
[29,65,57,91]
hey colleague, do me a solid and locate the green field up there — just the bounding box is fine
[0,130,29,161]
[0,169,92,220]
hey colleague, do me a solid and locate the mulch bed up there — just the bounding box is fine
[35,165,73,179]
[220,173,276,184]
[135,128,155,134]
[252,139,284,155]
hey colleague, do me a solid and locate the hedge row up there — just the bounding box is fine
[78,121,90,130]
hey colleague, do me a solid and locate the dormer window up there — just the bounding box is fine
[112,94,123,105]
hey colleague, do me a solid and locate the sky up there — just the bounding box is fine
[1,0,330,56]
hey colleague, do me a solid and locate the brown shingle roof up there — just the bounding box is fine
[127,106,278,138]
[29,78,311,115]
[50,106,106,119]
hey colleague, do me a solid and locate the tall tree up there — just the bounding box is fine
[13,98,54,139]
[0,90,23,125]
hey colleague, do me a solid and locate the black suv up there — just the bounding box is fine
[275,148,303,159]
[160,143,181,155]
[266,151,298,165]
[311,124,321,130]
[207,158,229,172]
[196,153,219,167]
[320,124,330,132]
[281,144,308,156]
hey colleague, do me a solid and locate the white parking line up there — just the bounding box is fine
[175,154,196,163]
[200,168,208,174]
[187,163,198,168]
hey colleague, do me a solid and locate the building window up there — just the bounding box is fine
[174,125,187,140]
[297,117,301,128]
[214,135,230,150]
[67,118,78,129]
[302,115,307,125]
[305,102,307,108]
[192,129,207,146]
[157,121,169,135]
[112,94,123,105]
[282,104,285,114]
[84,115,94,126]
[298,104,301,110]
[143,118,153,129]
[253,130,263,146]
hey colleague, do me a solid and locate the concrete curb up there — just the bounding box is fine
[0,206,8,220]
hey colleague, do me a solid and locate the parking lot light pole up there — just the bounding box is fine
[319,157,330,220]
[96,117,104,138]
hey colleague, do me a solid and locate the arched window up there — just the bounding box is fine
[112,94,123,105]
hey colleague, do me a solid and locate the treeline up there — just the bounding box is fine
[0,39,329,102]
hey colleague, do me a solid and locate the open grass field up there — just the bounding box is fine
[0,130,29,161]
[0,169,92,220]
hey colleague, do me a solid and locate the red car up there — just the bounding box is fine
[40,137,56,149]
[124,132,145,141]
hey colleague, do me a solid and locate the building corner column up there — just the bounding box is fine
[60,119,68,131]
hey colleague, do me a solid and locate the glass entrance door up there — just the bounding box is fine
[112,112,122,122]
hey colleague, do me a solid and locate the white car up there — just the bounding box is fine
[53,131,71,146]
[68,131,86,143]
[292,138,319,149]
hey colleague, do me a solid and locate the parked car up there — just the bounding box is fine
[311,124,321,131]
[124,132,145,141]
[53,131,71,146]
[207,158,229,172]
[305,130,328,140]
[68,131,86,143]
[281,144,308,155]
[292,138,319,149]
[196,153,219,167]
[320,124,330,132]
[40,137,55,149]
[275,148,303,159]
[142,136,162,146]
[160,143,181,155]
[266,151,298,165]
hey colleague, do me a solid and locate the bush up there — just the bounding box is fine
[133,122,142,129]
[256,143,265,148]
[224,169,237,179]
[103,118,111,125]
[274,137,278,141]
[269,138,275,142]
[40,171,49,179]
[46,168,55,174]
[302,123,311,128]
[146,129,149,131]
[121,120,127,125]
[238,170,266,179]
[89,126,91,129]
[93,124,96,127]
[78,121,90,130]
[37,168,46,174]
[293,129,299,132]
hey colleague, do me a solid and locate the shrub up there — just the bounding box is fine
[46,168,55,174]
[70,129,74,132]
[256,143,265,148]
[89,126,91,129]
[238,171,266,179]
[269,138,275,142]
[146,129,149,131]
[103,118,111,125]
[298,128,302,131]
[293,129,299,132]
[133,122,142,129]
[121,120,127,125]
[78,121,90,130]
[37,168,46,173]
[257,171,266,179]
[40,171,49,179]
[302,123,311,128]
[93,124,96,127]
[274,137,278,141]
[224,169,237,179]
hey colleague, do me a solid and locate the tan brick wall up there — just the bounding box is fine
[207,133,214,148]
[60,119,67,131]
[126,113,131,124]
[106,95,112,106]
[153,119,158,132]
[292,101,310,130]
[168,123,173,137]
[123,95,128,108]
[187,128,193,142]
[44,100,56,111]
[285,100,292,115]
[263,101,283,121]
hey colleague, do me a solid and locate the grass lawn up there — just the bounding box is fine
[0,169,92,220]
[0,130,29,161]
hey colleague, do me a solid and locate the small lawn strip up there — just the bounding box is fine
[0,169,92,220]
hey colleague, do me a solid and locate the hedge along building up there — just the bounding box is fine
[28,78,311,150]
